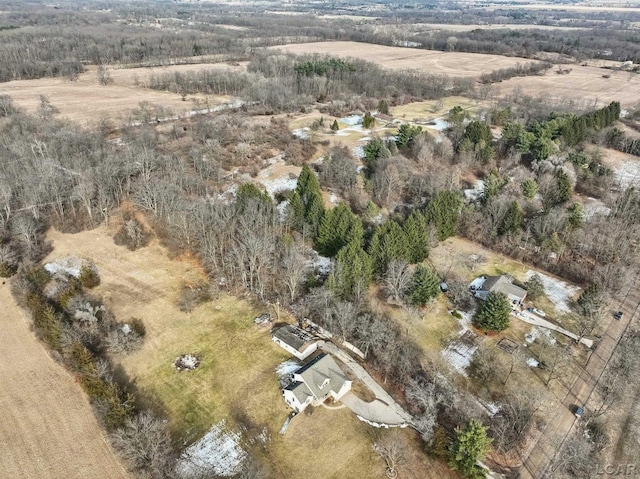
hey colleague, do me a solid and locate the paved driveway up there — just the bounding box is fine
[321,342,413,426]
[511,310,594,348]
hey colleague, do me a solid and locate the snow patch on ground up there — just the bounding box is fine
[276,360,301,377]
[524,270,580,313]
[277,200,289,221]
[329,193,339,204]
[442,310,476,376]
[352,145,365,158]
[525,326,557,345]
[583,197,611,219]
[442,340,477,377]
[44,257,84,278]
[340,114,363,126]
[306,250,332,277]
[260,176,298,197]
[425,118,449,131]
[614,159,640,188]
[479,400,501,416]
[176,420,246,478]
[292,127,309,139]
[464,180,485,202]
[527,357,540,368]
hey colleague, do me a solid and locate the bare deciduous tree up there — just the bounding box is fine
[384,260,413,304]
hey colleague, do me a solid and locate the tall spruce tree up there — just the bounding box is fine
[403,210,430,264]
[425,190,463,241]
[332,238,373,299]
[316,203,364,257]
[449,420,493,479]
[555,169,572,205]
[473,292,511,332]
[409,264,441,306]
[293,165,325,238]
[368,219,409,275]
[499,201,523,236]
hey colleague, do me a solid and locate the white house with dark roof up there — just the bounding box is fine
[282,353,352,413]
[271,324,319,360]
[474,275,527,305]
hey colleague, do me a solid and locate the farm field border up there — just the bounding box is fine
[0,283,129,479]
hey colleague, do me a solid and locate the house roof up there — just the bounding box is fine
[284,381,314,404]
[272,324,314,352]
[295,353,349,400]
[481,275,527,300]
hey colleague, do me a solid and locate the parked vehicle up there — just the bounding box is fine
[574,406,585,418]
[527,307,546,317]
[614,311,623,320]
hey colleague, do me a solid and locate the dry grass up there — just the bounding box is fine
[3,63,237,126]
[270,41,537,79]
[391,96,482,119]
[410,23,588,31]
[43,224,452,478]
[496,66,640,108]
[0,282,129,479]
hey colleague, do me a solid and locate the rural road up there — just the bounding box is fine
[517,276,639,478]
[511,310,594,348]
[321,342,413,426]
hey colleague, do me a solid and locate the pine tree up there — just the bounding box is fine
[333,238,373,299]
[567,202,584,230]
[525,273,545,300]
[521,178,538,199]
[425,191,463,241]
[378,99,389,115]
[33,303,62,351]
[331,119,339,131]
[577,282,606,320]
[499,201,523,236]
[395,124,422,150]
[286,190,305,229]
[555,169,572,204]
[403,210,430,264]
[235,183,271,213]
[449,420,493,479]
[368,219,409,275]
[409,264,440,306]
[295,165,325,238]
[462,121,493,146]
[473,292,511,332]
[316,203,364,257]
[362,111,375,129]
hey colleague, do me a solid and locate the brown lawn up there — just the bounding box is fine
[0,283,129,479]
[42,223,454,479]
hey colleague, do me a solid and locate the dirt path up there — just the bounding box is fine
[0,282,129,479]
[517,276,640,478]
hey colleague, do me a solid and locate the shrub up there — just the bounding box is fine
[0,244,19,277]
[114,218,150,251]
[79,262,100,288]
[178,281,212,312]
[106,324,144,355]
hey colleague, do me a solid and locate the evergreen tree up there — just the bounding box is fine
[448,106,470,126]
[331,119,339,131]
[449,420,493,479]
[295,165,325,237]
[235,183,271,213]
[333,238,373,299]
[555,169,572,204]
[521,178,538,199]
[473,292,511,332]
[403,210,430,264]
[481,170,507,205]
[395,124,422,150]
[566,202,584,230]
[409,264,440,306]
[577,282,606,320]
[378,99,389,115]
[363,137,389,173]
[425,191,463,241]
[499,201,523,236]
[316,203,364,257]
[462,121,493,146]
[362,111,375,129]
[286,190,305,229]
[368,219,409,275]
[530,136,556,161]
[33,303,62,351]
[525,273,545,300]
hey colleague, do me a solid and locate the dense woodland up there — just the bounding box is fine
[2,1,640,479]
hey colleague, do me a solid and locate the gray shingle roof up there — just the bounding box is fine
[481,275,527,300]
[295,353,349,401]
[272,324,314,352]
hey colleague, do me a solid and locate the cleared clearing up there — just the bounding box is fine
[0,282,129,479]
[42,224,452,479]
[411,22,588,31]
[270,41,537,78]
[497,66,640,108]
[2,63,239,126]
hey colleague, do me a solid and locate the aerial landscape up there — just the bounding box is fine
[2,0,640,478]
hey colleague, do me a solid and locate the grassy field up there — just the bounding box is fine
[270,41,537,79]
[0,281,129,479]
[43,223,453,478]
[3,63,237,126]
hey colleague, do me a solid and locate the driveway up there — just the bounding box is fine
[321,342,413,426]
[511,310,594,348]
